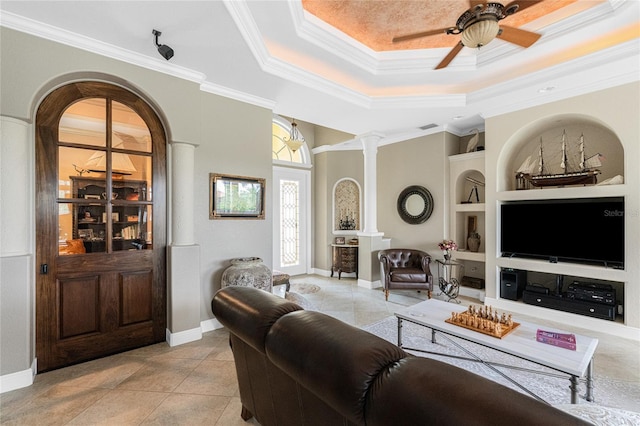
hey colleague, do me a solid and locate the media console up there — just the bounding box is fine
[522,291,616,321]
[501,269,619,321]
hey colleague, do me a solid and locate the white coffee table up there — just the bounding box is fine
[395,299,599,404]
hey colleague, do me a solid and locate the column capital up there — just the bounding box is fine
[358,132,384,149]
[170,140,200,148]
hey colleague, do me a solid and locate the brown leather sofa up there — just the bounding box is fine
[211,286,588,426]
[378,248,433,301]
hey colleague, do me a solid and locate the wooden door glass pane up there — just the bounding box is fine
[112,101,152,153]
[115,154,152,200]
[59,99,106,147]
[58,202,107,254]
[59,147,108,197]
[113,205,152,251]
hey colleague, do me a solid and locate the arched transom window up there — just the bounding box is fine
[272,116,306,163]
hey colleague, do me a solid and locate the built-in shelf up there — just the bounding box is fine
[495,256,626,282]
[454,251,485,262]
[497,183,626,201]
[459,286,485,302]
[449,149,486,303]
[455,203,485,212]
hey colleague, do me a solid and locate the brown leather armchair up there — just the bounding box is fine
[378,249,433,301]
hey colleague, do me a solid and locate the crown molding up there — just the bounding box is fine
[200,82,276,110]
[290,2,478,74]
[0,11,205,84]
[474,40,640,119]
[224,0,373,109]
[370,93,466,109]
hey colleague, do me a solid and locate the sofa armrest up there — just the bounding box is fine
[211,286,302,353]
[378,253,391,275]
[420,255,432,274]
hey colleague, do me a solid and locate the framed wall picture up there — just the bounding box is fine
[210,173,265,220]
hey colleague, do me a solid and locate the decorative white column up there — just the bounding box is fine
[168,140,201,346]
[0,116,35,391]
[171,141,196,245]
[360,133,384,235]
[356,133,388,289]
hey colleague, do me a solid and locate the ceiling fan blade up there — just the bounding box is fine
[504,0,544,14]
[435,42,464,70]
[498,25,541,47]
[392,28,450,43]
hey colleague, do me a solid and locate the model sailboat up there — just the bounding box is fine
[516,131,602,188]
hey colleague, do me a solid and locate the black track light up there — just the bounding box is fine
[152,29,174,61]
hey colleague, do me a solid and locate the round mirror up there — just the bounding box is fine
[397,185,434,224]
[404,193,425,216]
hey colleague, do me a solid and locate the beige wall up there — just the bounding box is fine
[311,126,356,273]
[0,28,274,377]
[377,132,457,258]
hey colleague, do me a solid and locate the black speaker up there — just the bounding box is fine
[501,269,527,300]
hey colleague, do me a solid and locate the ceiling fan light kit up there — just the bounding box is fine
[392,1,542,69]
[461,18,500,48]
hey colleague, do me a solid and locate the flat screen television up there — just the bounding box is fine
[501,197,624,268]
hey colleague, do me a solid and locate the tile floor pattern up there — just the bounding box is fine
[2,274,639,424]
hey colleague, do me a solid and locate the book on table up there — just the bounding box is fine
[536,329,577,351]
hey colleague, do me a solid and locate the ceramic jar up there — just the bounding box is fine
[467,233,481,252]
[221,257,272,292]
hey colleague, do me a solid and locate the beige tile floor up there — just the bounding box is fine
[1,274,638,424]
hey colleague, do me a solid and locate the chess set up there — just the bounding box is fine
[445,305,520,339]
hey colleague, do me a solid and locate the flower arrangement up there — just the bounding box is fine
[438,240,458,252]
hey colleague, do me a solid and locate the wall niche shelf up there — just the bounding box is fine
[449,150,486,301]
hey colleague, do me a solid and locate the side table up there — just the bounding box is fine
[436,259,464,303]
[331,244,358,279]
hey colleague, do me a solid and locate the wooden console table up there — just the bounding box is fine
[331,244,358,279]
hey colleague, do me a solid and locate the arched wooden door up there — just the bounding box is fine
[35,82,166,372]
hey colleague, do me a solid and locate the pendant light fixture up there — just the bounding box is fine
[283,119,304,153]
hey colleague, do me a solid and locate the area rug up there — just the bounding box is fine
[363,316,640,424]
[289,283,321,294]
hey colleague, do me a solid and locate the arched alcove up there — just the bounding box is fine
[498,114,624,192]
[457,169,485,204]
[333,178,361,234]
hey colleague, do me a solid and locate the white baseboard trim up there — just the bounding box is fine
[311,268,331,277]
[201,318,224,333]
[0,359,36,394]
[358,279,382,289]
[165,326,203,347]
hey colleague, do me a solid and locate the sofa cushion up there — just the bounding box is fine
[390,268,427,283]
[365,357,588,426]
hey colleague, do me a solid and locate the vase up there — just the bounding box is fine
[468,235,481,252]
[443,252,451,262]
[221,257,272,292]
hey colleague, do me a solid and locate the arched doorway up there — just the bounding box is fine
[35,81,167,372]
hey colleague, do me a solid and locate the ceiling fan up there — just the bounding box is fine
[392,1,543,69]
